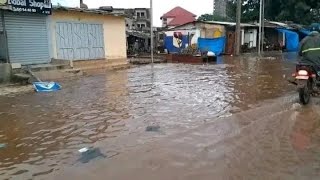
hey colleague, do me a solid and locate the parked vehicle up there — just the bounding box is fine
[290,63,320,104]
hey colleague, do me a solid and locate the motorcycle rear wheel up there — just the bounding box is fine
[299,86,311,105]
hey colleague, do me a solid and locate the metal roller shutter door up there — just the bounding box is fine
[5,12,50,65]
[56,22,105,60]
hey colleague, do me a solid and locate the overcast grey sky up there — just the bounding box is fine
[52,0,213,26]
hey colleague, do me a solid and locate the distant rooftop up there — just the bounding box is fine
[169,20,258,30]
[161,6,197,27]
[203,21,257,27]
[53,6,126,17]
[161,6,196,19]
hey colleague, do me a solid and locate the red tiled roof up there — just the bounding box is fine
[161,6,196,18]
[168,16,196,26]
[161,6,196,27]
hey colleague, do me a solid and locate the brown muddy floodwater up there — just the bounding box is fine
[2,54,317,180]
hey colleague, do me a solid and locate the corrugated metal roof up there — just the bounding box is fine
[200,21,257,27]
[267,21,289,27]
[127,30,150,38]
[53,6,126,17]
[170,20,258,30]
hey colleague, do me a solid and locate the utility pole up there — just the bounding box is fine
[262,0,265,53]
[150,0,154,64]
[235,0,242,56]
[258,0,263,55]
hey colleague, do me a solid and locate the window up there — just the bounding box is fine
[159,34,163,39]
[137,23,146,28]
[141,12,145,17]
[137,12,141,17]
[163,18,167,26]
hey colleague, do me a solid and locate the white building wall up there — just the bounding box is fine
[244,29,258,48]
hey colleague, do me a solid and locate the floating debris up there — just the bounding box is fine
[292,103,302,111]
[78,147,106,163]
[146,125,161,132]
[0,143,7,149]
[78,147,89,153]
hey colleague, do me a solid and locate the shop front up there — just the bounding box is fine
[0,0,51,65]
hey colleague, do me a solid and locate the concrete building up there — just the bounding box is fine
[112,8,152,55]
[113,8,151,31]
[0,1,52,65]
[213,0,227,18]
[0,0,53,82]
[0,3,127,66]
[0,1,129,83]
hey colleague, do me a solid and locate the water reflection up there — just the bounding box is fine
[216,56,224,64]
[282,52,299,62]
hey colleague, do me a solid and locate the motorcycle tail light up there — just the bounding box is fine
[298,70,308,76]
[312,74,316,78]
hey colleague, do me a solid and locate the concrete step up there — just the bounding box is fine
[12,73,31,85]
[12,68,83,84]
[29,64,71,72]
[129,58,166,64]
[51,59,71,65]
[73,59,130,72]
[80,63,131,73]
[73,59,109,68]
[31,69,83,81]
[64,68,81,74]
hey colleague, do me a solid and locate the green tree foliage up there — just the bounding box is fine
[241,0,260,22]
[197,14,232,22]
[277,0,320,24]
[200,0,320,25]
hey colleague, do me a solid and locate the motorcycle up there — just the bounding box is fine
[290,63,320,105]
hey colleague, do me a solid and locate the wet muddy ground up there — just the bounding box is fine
[1,54,319,179]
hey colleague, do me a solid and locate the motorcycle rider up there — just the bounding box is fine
[299,31,320,71]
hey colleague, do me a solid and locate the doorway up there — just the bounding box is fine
[225,31,235,55]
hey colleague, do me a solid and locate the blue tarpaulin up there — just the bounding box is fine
[277,29,299,52]
[33,82,61,92]
[299,29,311,36]
[198,37,226,56]
[164,35,189,53]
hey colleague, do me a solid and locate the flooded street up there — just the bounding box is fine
[1,54,320,179]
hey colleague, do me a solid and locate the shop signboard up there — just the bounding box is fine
[7,0,52,15]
